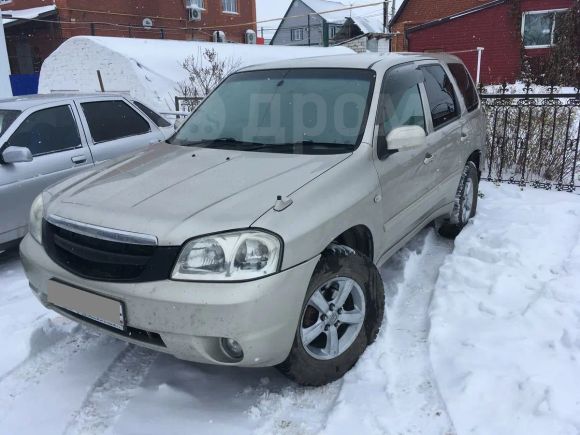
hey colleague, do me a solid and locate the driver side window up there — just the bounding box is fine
[377,65,426,159]
[5,105,81,157]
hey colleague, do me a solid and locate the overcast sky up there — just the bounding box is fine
[255,0,401,39]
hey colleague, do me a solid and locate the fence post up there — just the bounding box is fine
[476,47,484,86]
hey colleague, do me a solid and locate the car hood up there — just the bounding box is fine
[46,143,350,245]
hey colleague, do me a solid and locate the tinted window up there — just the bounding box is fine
[421,65,459,129]
[0,110,21,136]
[378,65,425,158]
[133,101,171,128]
[81,100,150,143]
[448,63,479,112]
[5,105,81,156]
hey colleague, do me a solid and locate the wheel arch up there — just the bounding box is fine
[327,225,374,262]
[467,150,482,180]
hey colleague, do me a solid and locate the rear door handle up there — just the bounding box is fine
[71,155,87,165]
[461,132,469,142]
[424,153,434,165]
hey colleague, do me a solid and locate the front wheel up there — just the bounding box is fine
[277,246,384,386]
[439,161,479,239]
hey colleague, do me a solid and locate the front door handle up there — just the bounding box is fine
[71,155,87,165]
[424,153,434,165]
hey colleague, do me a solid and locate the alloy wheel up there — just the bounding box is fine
[300,277,366,360]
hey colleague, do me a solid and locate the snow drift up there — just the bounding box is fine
[38,36,354,112]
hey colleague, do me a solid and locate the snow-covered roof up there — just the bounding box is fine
[1,5,57,25]
[39,36,354,112]
[301,0,384,33]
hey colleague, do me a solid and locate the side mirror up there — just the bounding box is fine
[387,126,426,152]
[1,146,33,164]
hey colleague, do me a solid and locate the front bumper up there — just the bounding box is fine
[20,234,319,367]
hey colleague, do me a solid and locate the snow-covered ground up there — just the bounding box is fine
[1,182,579,435]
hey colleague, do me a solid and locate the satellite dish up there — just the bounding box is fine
[142,18,153,30]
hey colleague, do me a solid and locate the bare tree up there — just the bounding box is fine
[177,48,242,108]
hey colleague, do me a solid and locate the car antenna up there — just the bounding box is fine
[274,195,293,212]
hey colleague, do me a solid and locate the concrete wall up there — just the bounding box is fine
[271,0,325,46]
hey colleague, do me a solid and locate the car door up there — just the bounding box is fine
[0,102,94,242]
[446,61,486,169]
[417,62,463,209]
[372,62,434,249]
[74,97,164,164]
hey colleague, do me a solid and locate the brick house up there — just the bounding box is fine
[2,0,257,75]
[403,0,574,84]
[389,0,490,52]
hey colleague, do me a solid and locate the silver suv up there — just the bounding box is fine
[20,54,485,386]
[0,94,170,250]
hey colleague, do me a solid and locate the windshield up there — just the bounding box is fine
[0,110,21,137]
[169,68,376,154]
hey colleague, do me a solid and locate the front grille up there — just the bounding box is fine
[43,220,181,282]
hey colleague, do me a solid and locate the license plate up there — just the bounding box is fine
[47,280,125,331]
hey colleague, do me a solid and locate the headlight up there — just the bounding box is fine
[29,194,44,244]
[172,230,282,282]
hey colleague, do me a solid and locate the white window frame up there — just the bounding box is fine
[291,28,304,41]
[521,8,567,49]
[189,0,206,10]
[222,0,238,14]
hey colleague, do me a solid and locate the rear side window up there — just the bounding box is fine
[81,100,151,143]
[133,101,171,128]
[447,63,479,112]
[421,65,459,129]
[5,105,81,156]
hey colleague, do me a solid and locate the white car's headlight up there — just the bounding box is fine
[172,230,282,282]
[29,194,44,244]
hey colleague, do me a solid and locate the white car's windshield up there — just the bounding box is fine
[169,68,376,154]
[0,110,21,137]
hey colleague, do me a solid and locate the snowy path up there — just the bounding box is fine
[0,183,579,435]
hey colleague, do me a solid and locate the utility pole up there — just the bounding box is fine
[383,0,388,33]
[0,6,13,98]
[307,14,311,46]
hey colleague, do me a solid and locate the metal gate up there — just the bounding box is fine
[480,85,580,192]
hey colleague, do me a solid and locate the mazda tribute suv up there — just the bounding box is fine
[20,53,485,386]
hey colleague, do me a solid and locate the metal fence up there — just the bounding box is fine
[174,96,202,114]
[480,84,580,192]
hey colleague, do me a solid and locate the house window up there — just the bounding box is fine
[329,25,338,39]
[187,0,205,9]
[222,0,238,13]
[522,9,566,48]
[291,28,304,41]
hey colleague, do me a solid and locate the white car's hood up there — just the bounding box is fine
[46,143,349,244]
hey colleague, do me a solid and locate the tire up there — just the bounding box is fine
[277,245,385,386]
[439,161,479,239]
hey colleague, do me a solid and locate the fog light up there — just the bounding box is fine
[220,337,244,360]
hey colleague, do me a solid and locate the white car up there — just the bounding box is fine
[0,94,169,250]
